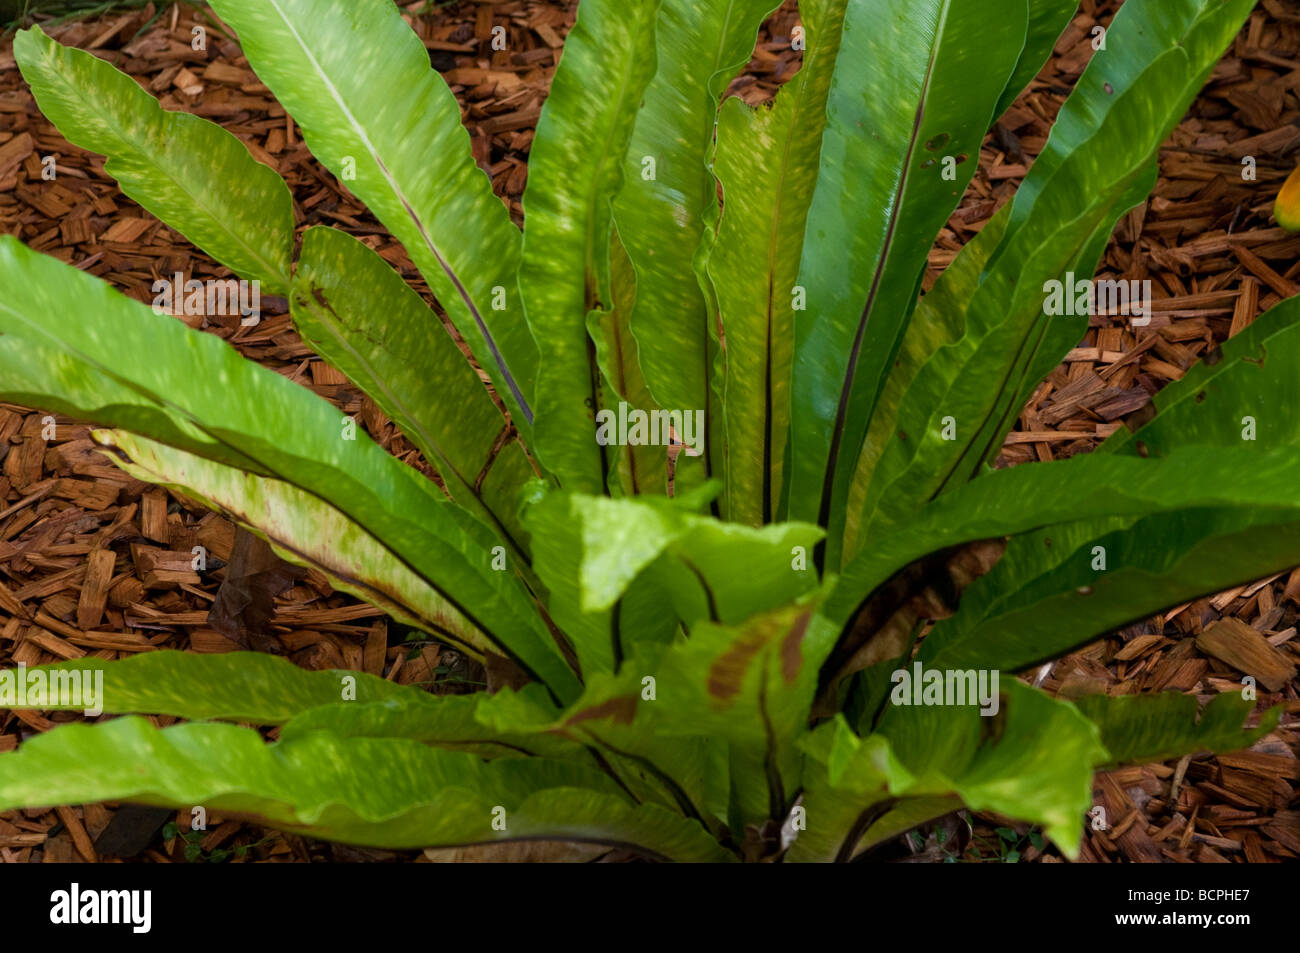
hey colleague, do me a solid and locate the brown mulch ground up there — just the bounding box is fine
[0,0,1297,863]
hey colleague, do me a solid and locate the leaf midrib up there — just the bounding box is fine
[817,0,953,542]
[0,293,547,679]
[261,0,534,424]
[296,286,530,562]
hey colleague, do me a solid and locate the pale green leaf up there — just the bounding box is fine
[14,25,293,292]
[208,0,538,434]
[292,226,534,557]
[521,0,662,494]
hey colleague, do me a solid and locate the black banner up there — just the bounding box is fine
[3,860,1291,943]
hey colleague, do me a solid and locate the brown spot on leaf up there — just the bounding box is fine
[780,613,811,685]
[707,631,768,705]
[562,694,637,727]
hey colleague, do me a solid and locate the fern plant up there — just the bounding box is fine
[0,0,1295,862]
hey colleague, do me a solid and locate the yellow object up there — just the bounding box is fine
[1275,164,1300,232]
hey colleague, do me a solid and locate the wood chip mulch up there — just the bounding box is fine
[0,0,1296,863]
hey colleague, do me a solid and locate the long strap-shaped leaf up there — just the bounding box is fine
[910,301,1300,675]
[992,0,1079,121]
[520,0,663,495]
[13,650,584,762]
[921,507,1300,675]
[18,21,537,551]
[824,445,1300,626]
[908,300,1300,675]
[0,238,579,702]
[912,294,1300,676]
[588,230,669,496]
[7,652,423,723]
[280,688,585,762]
[785,0,1028,556]
[1006,0,1237,232]
[101,430,500,657]
[847,0,1255,555]
[818,446,1300,705]
[707,0,847,525]
[841,165,1149,562]
[612,0,782,435]
[945,0,1240,482]
[0,718,733,860]
[1074,692,1279,768]
[1102,298,1300,456]
[13,26,294,293]
[208,0,538,435]
[946,165,1156,486]
[292,226,535,559]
